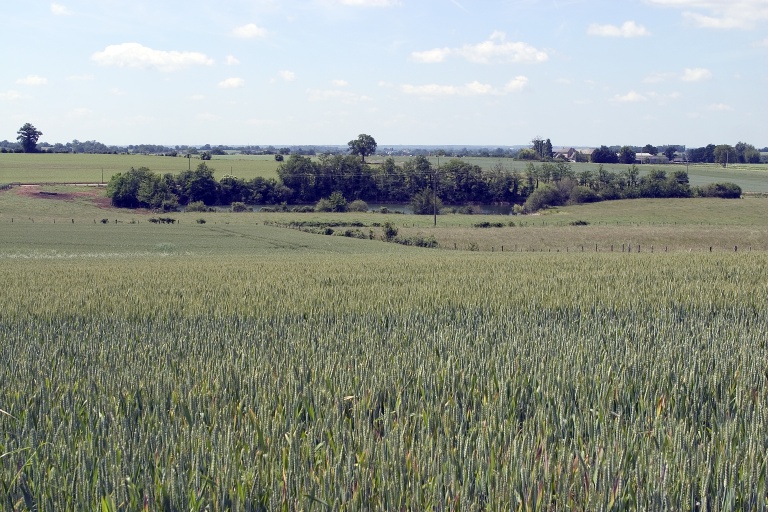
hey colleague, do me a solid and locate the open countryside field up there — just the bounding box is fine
[3,153,768,193]
[2,185,768,253]
[0,153,280,184]
[3,187,768,509]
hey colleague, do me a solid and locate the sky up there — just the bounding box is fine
[2,0,767,148]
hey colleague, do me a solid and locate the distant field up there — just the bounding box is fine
[0,153,280,184]
[3,153,768,193]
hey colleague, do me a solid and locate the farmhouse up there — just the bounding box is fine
[552,147,577,161]
[635,153,669,164]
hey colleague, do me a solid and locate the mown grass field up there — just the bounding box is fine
[2,185,768,509]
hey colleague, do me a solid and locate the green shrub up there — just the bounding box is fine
[348,199,369,212]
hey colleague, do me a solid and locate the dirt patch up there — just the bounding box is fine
[14,185,113,209]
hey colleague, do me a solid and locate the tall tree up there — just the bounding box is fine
[591,145,619,164]
[713,145,737,167]
[663,146,678,162]
[643,144,658,155]
[347,134,377,163]
[619,146,636,164]
[16,123,43,153]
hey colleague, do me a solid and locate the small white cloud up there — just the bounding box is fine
[556,78,573,85]
[16,75,48,86]
[332,79,349,87]
[587,21,650,37]
[110,88,125,96]
[67,74,94,81]
[91,43,214,72]
[505,76,529,92]
[306,89,371,103]
[0,90,26,101]
[188,94,205,101]
[612,91,647,102]
[681,67,712,82]
[51,3,71,15]
[279,70,296,82]
[232,23,268,39]
[707,103,733,111]
[402,78,527,97]
[410,47,452,63]
[410,32,547,65]
[225,55,240,65]
[755,38,768,47]
[647,0,768,30]
[218,77,245,89]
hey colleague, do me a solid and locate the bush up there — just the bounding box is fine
[231,202,249,212]
[196,218,206,224]
[382,222,398,241]
[186,201,212,212]
[314,198,332,212]
[348,199,369,212]
[568,186,599,204]
[523,184,566,213]
[695,182,742,199]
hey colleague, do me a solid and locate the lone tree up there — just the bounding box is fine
[17,123,43,153]
[348,134,377,163]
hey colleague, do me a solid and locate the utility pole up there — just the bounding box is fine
[434,155,439,227]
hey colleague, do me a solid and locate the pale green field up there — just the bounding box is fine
[3,153,768,193]
[0,153,280,184]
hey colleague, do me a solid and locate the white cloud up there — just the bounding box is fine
[612,91,648,102]
[587,21,650,37]
[402,77,528,97]
[16,75,48,86]
[505,76,529,92]
[754,38,768,47]
[411,32,547,64]
[647,0,768,30]
[306,89,371,103]
[51,3,71,15]
[67,74,94,81]
[332,79,349,87]
[681,67,712,81]
[91,43,214,72]
[218,77,245,88]
[232,23,268,39]
[410,48,452,63]
[225,55,240,65]
[188,94,205,101]
[279,70,296,81]
[0,90,26,101]
[707,103,733,111]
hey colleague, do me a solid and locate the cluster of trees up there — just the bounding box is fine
[107,155,742,215]
[523,164,741,212]
[106,163,290,210]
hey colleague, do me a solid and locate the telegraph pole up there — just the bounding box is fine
[433,155,439,227]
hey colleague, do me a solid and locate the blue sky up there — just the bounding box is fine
[2,0,766,147]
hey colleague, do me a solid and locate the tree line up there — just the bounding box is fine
[106,156,742,215]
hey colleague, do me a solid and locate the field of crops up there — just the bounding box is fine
[2,245,768,509]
